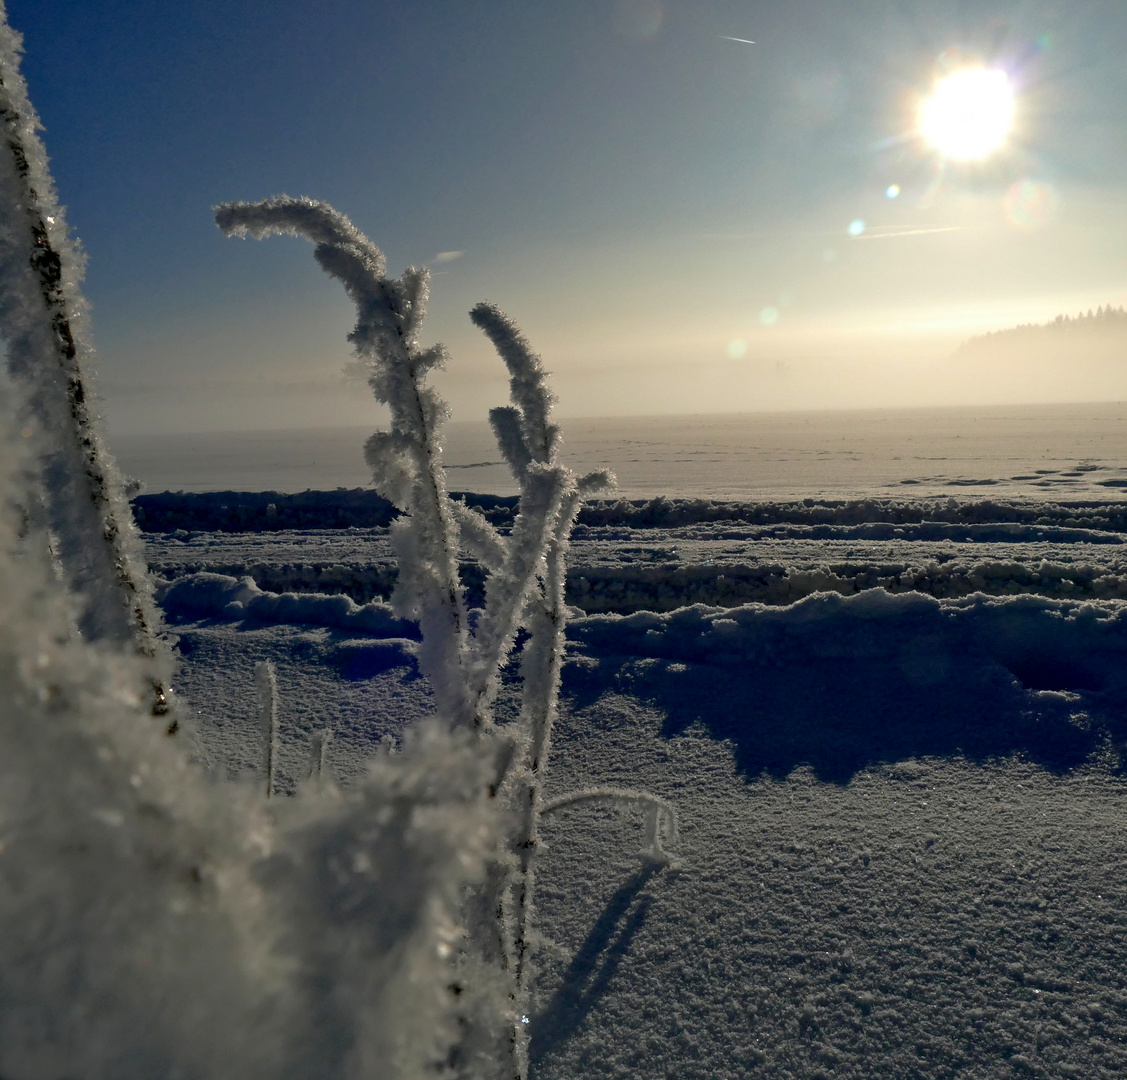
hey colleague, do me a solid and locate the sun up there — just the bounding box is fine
[919,67,1014,161]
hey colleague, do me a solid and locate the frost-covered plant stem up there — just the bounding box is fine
[214,197,477,727]
[255,661,279,798]
[308,728,333,782]
[0,8,171,717]
[505,492,579,1014]
[468,306,618,1077]
[540,788,678,865]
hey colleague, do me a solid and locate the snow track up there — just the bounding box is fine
[145,494,1127,612]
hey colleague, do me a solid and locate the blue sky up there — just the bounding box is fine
[9,1,1127,433]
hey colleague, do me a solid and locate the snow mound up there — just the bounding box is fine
[576,494,1127,533]
[158,572,418,637]
[561,589,1127,783]
[571,588,1127,680]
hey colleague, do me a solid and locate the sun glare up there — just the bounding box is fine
[919,67,1014,161]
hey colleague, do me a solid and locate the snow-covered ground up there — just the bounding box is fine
[153,493,1127,1080]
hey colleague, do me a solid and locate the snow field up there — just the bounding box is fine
[535,707,1127,1080]
[161,518,1127,1079]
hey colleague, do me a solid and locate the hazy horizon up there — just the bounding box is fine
[100,337,1127,438]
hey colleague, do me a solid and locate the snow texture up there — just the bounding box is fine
[158,570,418,637]
[140,497,1127,620]
[131,489,1127,536]
[146,478,1127,1080]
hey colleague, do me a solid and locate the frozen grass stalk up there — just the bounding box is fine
[308,728,333,782]
[255,660,279,798]
[541,788,679,866]
[216,196,669,1080]
[0,6,173,719]
[214,197,474,728]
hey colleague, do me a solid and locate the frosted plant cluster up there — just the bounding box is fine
[0,4,674,1075]
[215,195,676,1076]
[0,384,498,1080]
[0,61,499,1067]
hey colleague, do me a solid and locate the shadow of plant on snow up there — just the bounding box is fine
[529,865,659,1071]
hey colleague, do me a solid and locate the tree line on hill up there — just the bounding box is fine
[956,305,1127,357]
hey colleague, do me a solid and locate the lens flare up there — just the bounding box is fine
[1003,179,1058,230]
[919,68,1014,161]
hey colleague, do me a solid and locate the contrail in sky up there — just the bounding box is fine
[720,36,756,44]
[852,226,964,240]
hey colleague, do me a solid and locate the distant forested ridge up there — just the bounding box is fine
[955,306,1127,357]
[950,306,1127,400]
